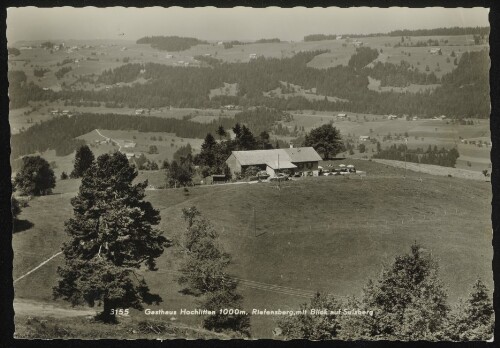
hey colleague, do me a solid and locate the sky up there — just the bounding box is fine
[6,7,490,43]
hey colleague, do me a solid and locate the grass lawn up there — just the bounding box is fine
[13,159,492,338]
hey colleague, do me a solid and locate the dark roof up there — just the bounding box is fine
[229,147,322,167]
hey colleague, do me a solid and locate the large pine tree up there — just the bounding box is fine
[53,152,168,322]
[447,279,494,341]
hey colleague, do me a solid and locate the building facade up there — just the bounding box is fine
[225,147,322,178]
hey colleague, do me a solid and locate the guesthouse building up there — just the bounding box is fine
[225,147,322,178]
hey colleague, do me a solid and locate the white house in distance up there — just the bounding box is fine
[225,147,323,178]
[359,135,370,141]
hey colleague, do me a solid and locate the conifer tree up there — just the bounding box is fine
[70,145,95,178]
[345,243,450,340]
[447,279,494,341]
[216,125,226,141]
[53,152,168,323]
[178,207,250,335]
[278,292,342,340]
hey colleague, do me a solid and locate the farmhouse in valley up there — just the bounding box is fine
[226,147,322,178]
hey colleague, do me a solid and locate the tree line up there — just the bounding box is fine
[373,143,460,168]
[303,26,489,42]
[136,36,207,51]
[388,26,489,37]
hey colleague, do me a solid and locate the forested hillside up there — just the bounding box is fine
[9,48,490,118]
[10,108,289,159]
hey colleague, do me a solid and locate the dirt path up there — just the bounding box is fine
[14,299,96,318]
[14,251,63,284]
[95,129,122,151]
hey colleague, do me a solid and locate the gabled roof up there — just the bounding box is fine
[266,160,297,170]
[283,147,323,162]
[231,149,290,166]
[230,147,322,167]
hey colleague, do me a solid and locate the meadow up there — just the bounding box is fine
[77,129,204,162]
[278,112,491,172]
[13,159,492,338]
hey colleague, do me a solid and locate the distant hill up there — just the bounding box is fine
[304,26,489,42]
[388,26,489,37]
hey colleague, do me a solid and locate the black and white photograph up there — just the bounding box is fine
[6,6,494,341]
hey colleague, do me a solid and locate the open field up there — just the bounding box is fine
[13,159,492,338]
[209,82,238,99]
[80,129,204,162]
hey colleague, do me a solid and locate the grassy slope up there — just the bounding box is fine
[13,159,492,338]
[14,315,232,339]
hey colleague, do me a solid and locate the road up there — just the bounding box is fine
[95,129,122,151]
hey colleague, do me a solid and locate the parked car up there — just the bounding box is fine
[257,170,270,179]
[270,173,289,182]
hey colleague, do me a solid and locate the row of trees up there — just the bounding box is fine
[303,26,489,41]
[278,243,493,341]
[388,26,489,37]
[373,144,460,168]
